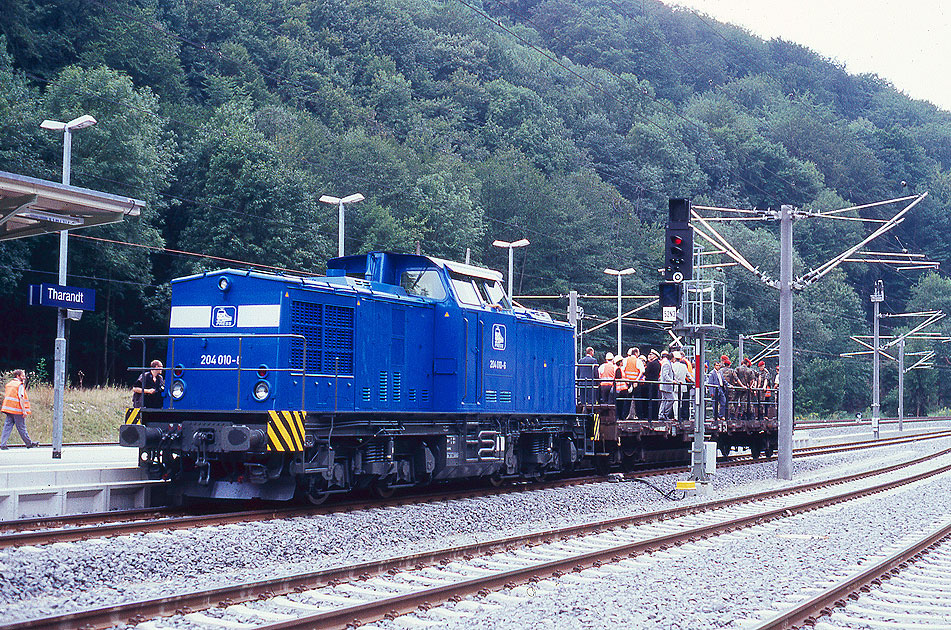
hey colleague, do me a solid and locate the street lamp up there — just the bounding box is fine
[319,193,365,257]
[492,238,530,299]
[604,267,636,356]
[40,114,97,459]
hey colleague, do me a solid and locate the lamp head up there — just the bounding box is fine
[40,119,67,131]
[67,115,97,130]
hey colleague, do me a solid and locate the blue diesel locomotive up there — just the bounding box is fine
[120,252,588,503]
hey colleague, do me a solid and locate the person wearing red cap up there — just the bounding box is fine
[735,357,755,423]
[705,360,726,423]
[756,361,771,422]
[721,355,738,421]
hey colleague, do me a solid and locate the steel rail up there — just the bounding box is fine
[7,447,951,630]
[253,457,951,630]
[748,519,951,630]
[4,429,949,547]
[0,476,605,548]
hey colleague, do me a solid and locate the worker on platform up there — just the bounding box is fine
[643,349,661,421]
[132,360,166,409]
[670,350,690,422]
[623,348,643,419]
[721,355,738,421]
[576,347,599,405]
[598,352,616,405]
[1,369,38,449]
[706,361,727,423]
[659,351,676,420]
[613,355,629,420]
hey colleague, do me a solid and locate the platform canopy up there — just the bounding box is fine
[0,170,145,242]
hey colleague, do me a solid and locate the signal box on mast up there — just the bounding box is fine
[665,198,693,282]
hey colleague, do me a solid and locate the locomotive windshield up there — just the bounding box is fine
[481,279,511,309]
[400,268,447,300]
[449,272,511,309]
[450,273,482,306]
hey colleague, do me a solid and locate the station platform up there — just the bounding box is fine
[0,444,167,520]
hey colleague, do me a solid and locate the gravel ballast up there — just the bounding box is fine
[0,424,949,627]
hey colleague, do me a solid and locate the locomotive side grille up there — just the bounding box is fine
[362,387,371,401]
[290,301,322,372]
[323,305,354,375]
[393,372,402,401]
[290,301,354,375]
[409,389,417,401]
[500,391,512,404]
[485,390,498,403]
[421,390,430,402]
[379,371,388,402]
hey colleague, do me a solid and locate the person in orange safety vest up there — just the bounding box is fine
[2,369,38,449]
[598,352,616,405]
[624,348,645,419]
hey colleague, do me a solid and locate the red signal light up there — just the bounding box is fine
[671,235,683,245]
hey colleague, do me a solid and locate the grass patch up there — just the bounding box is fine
[4,383,129,445]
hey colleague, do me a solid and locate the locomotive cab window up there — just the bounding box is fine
[400,268,447,300]
[449,272,483,307]
[480,279,511,310]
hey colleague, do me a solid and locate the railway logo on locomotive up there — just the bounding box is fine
[492,324,506,351]
[211,305,236,328]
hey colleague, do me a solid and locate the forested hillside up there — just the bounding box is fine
[3,0,951,416]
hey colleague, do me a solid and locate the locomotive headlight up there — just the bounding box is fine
[170,379,186,400]
[253,380,270,401]
[217,276,231,292]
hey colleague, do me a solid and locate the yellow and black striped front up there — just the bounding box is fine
[124,408,142,425]
[266,410,306,452]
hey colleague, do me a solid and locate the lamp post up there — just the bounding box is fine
[319,193,365,257]
[40,114,97,459]
[604,267,635,356]
[492,238,530,299]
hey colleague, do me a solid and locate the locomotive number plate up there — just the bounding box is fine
[199,354,238,366]
[489,359,507,370]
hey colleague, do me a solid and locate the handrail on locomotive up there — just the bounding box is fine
[130,332,327,411]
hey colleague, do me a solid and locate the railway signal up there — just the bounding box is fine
[665,198,693,282]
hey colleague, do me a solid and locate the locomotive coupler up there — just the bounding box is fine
[193,430,214,485]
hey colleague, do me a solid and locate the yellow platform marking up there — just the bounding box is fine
[676,480,696,490]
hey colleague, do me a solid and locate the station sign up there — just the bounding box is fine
[29,283,96,311]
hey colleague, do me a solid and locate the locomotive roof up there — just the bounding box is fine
[327,251,503,282]
[171,252,504,285]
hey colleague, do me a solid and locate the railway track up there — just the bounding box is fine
[750,518,951,629]
[7,446,951,630]
[3,428,949,549]
[796,415,951,430]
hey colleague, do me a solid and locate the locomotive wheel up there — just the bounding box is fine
[304,489,330,506]
[371,481,395,499]
[489,472,505,487]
